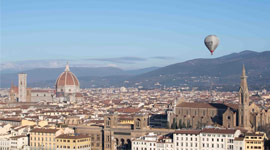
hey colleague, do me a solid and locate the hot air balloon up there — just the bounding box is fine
[204,35,219,55]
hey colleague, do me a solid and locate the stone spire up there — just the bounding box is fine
[240,64,248,92]
[65,62,70,72]
[238,64,250,129]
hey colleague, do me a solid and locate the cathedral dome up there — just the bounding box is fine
[55,63,80,94]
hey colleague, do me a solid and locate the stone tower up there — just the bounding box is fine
[238,65,250,129]
[134,114,148,130]
[18,73,27,102]
[104,114,118,129]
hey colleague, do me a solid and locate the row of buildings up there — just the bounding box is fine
[0,120,91,150]
[132,129,268,150]
[0,117,269,150]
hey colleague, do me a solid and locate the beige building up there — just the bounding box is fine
[55,134,91,150]
[245,132,268,150]
[73,125,103,150]
[64,116,82,125]
[30,128,63,150]
[21,119,48,127]
[103,113,175,150]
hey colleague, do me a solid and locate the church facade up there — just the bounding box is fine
[169,65,270,131]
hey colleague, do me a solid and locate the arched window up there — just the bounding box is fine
[136,118,141,128]
[106,117,111,126]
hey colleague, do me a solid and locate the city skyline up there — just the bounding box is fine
[1,1,270,150]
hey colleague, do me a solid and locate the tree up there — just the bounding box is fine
[182,122,186,128]
[196,121,201,129]
[179,119,183,129]
[171,118,177,129]
[187,120,191,128]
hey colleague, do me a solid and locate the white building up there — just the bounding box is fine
[173,128,243,150]
[0,138,10,150]
[132,132,158,150]
[199,128,241,150]
[173,129,201,150]
[0,124,12,135]
[10,135,28,150]
[132,132,174,150]
[156,136,174,150]
[233,137,245,150]
[10,126,31,137]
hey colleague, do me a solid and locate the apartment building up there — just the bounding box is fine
[173,129,200,150]
[233,137,245,150]
[199,128,241,150]
[133,128,245,150]
[55,134,91,150]
[245,132,268,150]
[10,135,28,150]
[29,128,63,150]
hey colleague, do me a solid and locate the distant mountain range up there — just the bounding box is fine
[1,50,270,91]
[0,66,159,88]
[127,50,270,90]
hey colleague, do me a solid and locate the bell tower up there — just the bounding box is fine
[104,114,118,129]
[238,65,250,129]
[134,114,148,130]
[18,73,27,102]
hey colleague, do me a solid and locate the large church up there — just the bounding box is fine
[169,65,270,131]
[9,63,82,103]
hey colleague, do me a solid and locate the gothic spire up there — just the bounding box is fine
[240,64,248,92]
[242,64,246,77]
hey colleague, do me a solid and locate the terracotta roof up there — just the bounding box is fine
[10,135,27,139]
[116,108,141,113]
[0,118,21,122]
[75,93,83,97]
[234,137,244,141]
[10,86,18,93]
[201,128,236,134]
[177,102,238,110]
[31,89,54,93]
[175,129,200,135]
[245,133,265,136]
[56,134,90,139]
[30,128,59,133]
[56,68,79,87]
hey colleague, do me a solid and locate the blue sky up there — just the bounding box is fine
[1,0,270,70]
